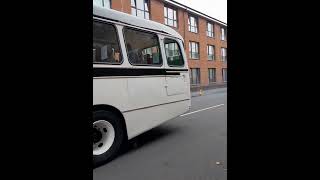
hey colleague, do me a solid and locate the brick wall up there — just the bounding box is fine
[110,0,227,87]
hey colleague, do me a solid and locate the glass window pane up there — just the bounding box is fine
[173,10,177,20]
[104,0,110,8]
[144,0,149,11]
[164,7,167,17]
[131,8,136,16]
[192,69,197,84]
[124,28,162,65]
[221,28,225,40]
[168,8,173,19]
[168,19,173,26]
[93,0,103,7]
[173,21,177,27]
[131,0,136,7]
[136,0,144,9]
[164,39,184,66]
[191,17,195,26]
[223,69,227,82]
[197,69,200,84]
[208,68,216,82]
[137,9,144,18]
[93,21,122,64]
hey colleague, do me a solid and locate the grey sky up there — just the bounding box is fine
[174,0,227,23]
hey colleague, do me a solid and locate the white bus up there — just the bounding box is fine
[93,5,191,167]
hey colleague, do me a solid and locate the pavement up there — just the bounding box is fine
[191,87,227,97]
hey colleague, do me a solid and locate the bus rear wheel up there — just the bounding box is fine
[93,110,125,168]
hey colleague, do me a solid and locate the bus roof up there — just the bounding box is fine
[93,5,184,41]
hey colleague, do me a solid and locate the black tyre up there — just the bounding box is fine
[93,110,125,168]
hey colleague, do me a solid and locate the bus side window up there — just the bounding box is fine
[164,39,184,67]
[123,28,162,66]
[93,21,122,64]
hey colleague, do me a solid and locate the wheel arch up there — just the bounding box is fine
[93,104,128,140]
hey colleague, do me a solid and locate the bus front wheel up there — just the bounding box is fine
[93,110,125,168]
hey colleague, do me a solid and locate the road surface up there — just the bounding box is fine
[93,88,227,180]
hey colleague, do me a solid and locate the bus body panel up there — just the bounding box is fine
[93,75,190,140]
[93,5,191,141]
[123,99,190,139]
[93,78,129,111]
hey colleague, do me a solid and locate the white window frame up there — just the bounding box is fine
[221,48,227,62]
[221,27,226,41]
[207,22,214,38]
[131,0,150,19]
[208,68,216,83]
[189,42,199,59]
[207,45,215,61]
[93,0,111,8]
[222,68,227,82]
[190,68,201,85]
[188,15,198,33]
[164,6,178,28]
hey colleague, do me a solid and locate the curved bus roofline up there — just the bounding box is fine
[93,5,184,41]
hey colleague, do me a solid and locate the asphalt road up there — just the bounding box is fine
[93,88,227,180]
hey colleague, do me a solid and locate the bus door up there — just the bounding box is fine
[161,37,189,97]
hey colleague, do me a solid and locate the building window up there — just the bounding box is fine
[221,27,227,41]
[207,22,214,38]
[164,6,177,28]
[131,0,150,19]
[188,15,198,33]
[93,0,111,8]
[207,45,215,60]
[164,39,184,67]
[208,68,216,83]
[123,28,162,66]
[190,68,200,85]
[189,42,199,59]
[222,68,227,82]
[221,48,227,62]
[93,21,122,64]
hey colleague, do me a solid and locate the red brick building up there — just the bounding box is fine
[94,0,227,87]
